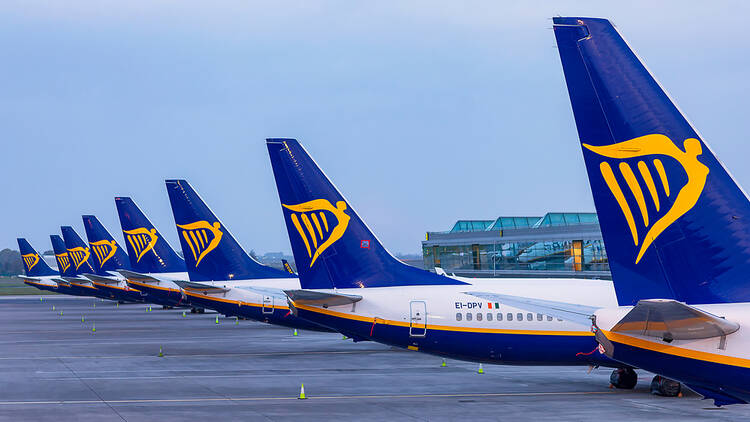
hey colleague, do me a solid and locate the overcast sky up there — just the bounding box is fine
[2,1,749,255]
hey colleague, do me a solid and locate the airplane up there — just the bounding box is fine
[81,215,145,303]
[163,179,332,332]
[114,196,192,309]
[537,16,750,405]
[50,232,110,299]
[265,138,630,376]
[17,238,61,293]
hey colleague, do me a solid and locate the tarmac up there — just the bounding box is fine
[1,295,748,421]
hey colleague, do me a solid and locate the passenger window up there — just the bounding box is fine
[527,313,533,321]
[507,313,513,321]
[497,313,503,321]
[487,313,492,321]
[466,313,472,321]
[537,313,543,321]
[456,312,462,321]
[476,313,483,321]
[547,315,553,321]
[517,313,523,321]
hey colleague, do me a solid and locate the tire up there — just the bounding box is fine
[650,375,681,397]
[610,368,638,389]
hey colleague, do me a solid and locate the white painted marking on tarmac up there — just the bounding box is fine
[0,391,616,406]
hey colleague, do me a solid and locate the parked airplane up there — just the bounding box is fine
[544,16,750,405]
[50,232,109,299]
[114,196,191,309]
[17,238,61,293]
[266,138,625,373]
[81,215,144,303]
[163,179,331,331]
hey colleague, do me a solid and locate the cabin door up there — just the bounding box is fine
[262,295,274,314]
[409,301,427,337]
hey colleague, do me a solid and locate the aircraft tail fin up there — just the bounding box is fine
[17,238,57,277]
[50,234,75,277]
[267,138,464,289]
[82,215,132,274]
[554,17,750,305]
[165,179,289,281]
[60,226,97,276]
[115,197,186,273]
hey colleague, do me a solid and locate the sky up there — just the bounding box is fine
[1,1,749,255]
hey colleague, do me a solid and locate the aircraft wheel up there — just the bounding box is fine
[609,367,637,389]
[650,375,681,397]
[190,308,197,314]
[197,308,205,314]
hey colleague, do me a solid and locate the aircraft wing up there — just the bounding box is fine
[172,279,229,293]
[284,289,362,307]
[82,273,120,284]
[611,299,739,340]
[464,291,598,327]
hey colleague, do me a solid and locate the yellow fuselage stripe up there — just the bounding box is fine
[126,279,180,293]
[91,281,141,293]
[293,303,593,336]
[183,291,289,310]
[603,330,750,369]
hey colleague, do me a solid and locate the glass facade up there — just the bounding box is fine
[423,212,609,277]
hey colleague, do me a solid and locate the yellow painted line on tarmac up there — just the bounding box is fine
[0,349,392,360]
[0,391,615,406]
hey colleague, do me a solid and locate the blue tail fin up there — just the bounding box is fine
[17,238,57,276]
[267,138,464,289]
[115,197,186,274]
[165,179,289,281]
[554,17,750,305]
[50,234,76,277]
[82,215,132,274]
[60,226,97,276]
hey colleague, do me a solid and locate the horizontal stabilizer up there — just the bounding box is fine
[465,291,598,327]
[18,276,42,282]
[52,277,71,285]
[284,289,362,307]
[172,279,228,293]
[82,273,120,284]
[116,269,162,284]
[612,299,739,340]
[62,277,92,285]
[235,285,288,300]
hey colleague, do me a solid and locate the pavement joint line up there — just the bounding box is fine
[0,391,616,406]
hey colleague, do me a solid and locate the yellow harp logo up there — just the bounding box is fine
[22,253,39,271]
[283,199,351,267]
[584,134,709,263]
[90,240,117,267]
[124,228,158,263]
[176,221,223,267]
[67,247,91,270]
[55,253,71,273]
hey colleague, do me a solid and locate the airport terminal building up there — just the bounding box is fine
[422,212,610,279]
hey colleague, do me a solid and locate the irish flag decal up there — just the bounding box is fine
[487,302,500,309]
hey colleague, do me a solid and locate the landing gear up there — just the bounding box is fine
[162,305,173,310]
[650,375,682,397]
[609,368,638,389]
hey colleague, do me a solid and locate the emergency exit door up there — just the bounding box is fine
[409,301,427,337]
